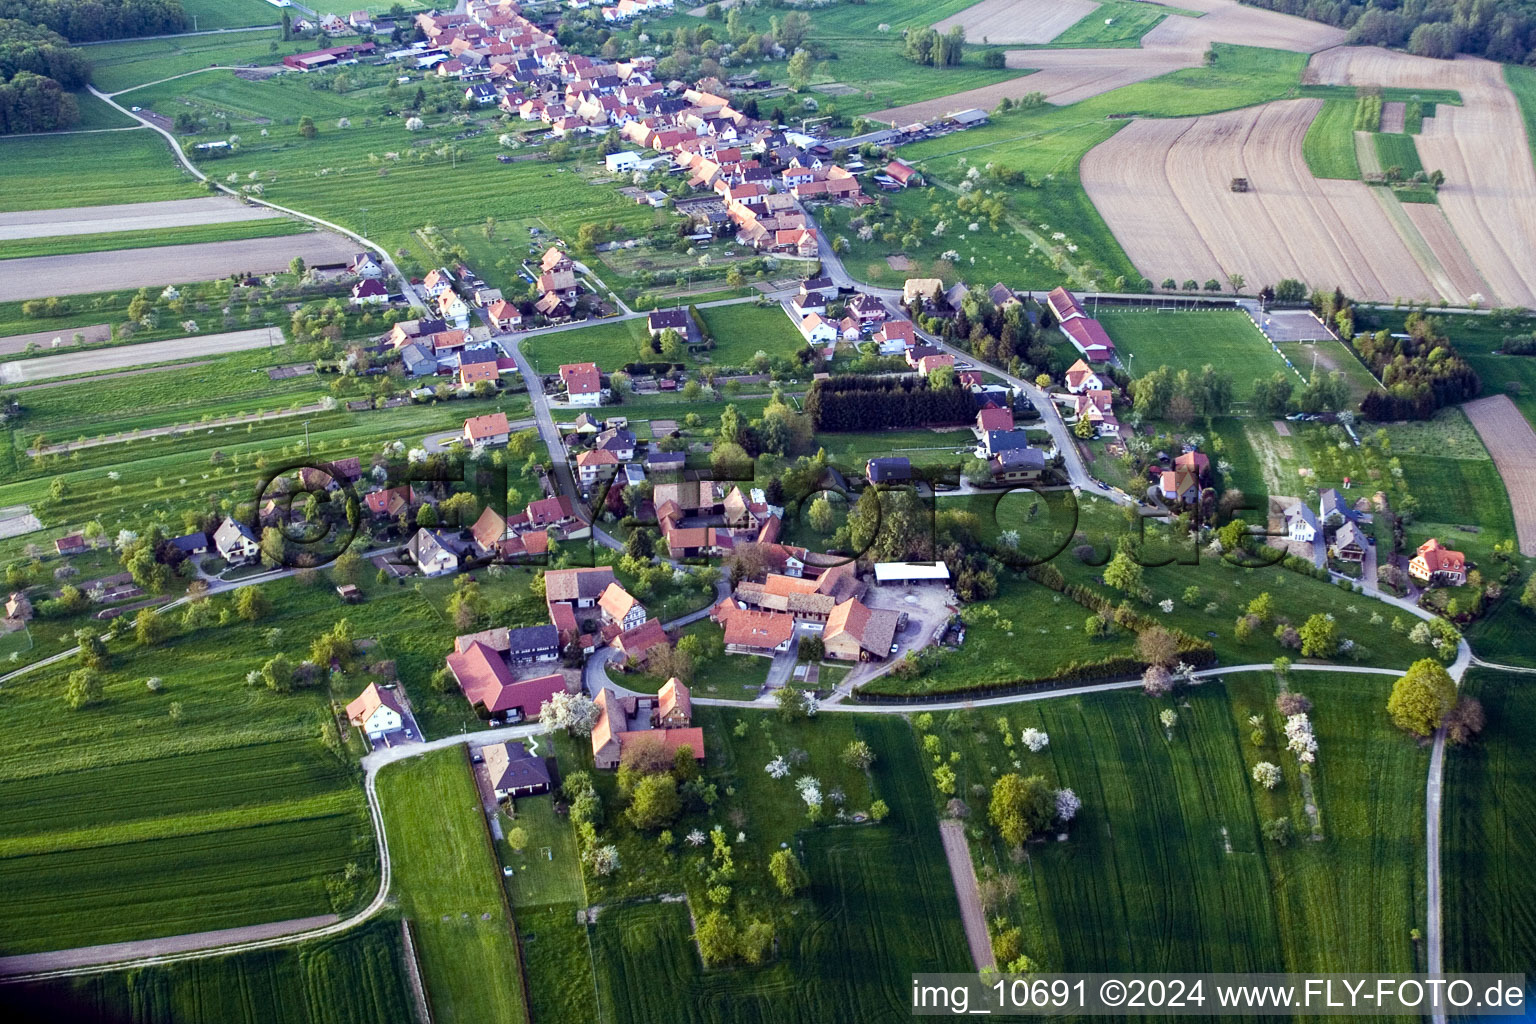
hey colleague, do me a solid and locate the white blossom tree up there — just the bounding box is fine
[765,755,790,779]
[1055,787,1081,822]
[540,691,600,736]
[591,845,620,875]
[1252,762,1282,789]
[1020,728,1049,753]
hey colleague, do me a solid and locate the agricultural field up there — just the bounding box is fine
[932,0,1100,46]
[375,749,530,1024]
[1443,669,1536,973]
[15,917,414,1024]
[84,31,290,94]
[1097,309,1288,405]
[178,0,284,31]
[0,218,310,262]
[923,669,1427,974]
[1045,1,1188,49]
[0,131,199,211]
[1373,131,1426,180]
[1301,98,1363,179]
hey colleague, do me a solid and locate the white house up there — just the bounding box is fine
[605,150,641,173]
[1285,503,1319,543]
[437,291,470,330]
[349,253,384,278]
[798,312,837,345]
[1063,358,1103,394]
[350,278,388,306]
[407,529,460,576]
[422,268,454,299]
[598,582,647,631]
[346,682,405,740]
[212,517,260,566]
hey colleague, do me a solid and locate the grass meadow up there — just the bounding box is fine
[376,748,530,1024]
[1041,1,1190,48]
[1382,309,1536,428]
[1443,668,1536,973]
[177,0,284,31]
[925,669,1426,976]
[0,130,200,210]
[1302,98,1363,179]
[16,917,414,1024]
[1505,64,1536,174]
[1097,308,1292,405]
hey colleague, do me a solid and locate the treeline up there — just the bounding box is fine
[0,68,76,132]
[0,16,84,132]
[0,0,184,42]
[931,286,1044,373]
[1241,0,1536,62]
[804,375,975,431]
[1129,364,1236,421]
[1502,333,1536,355]
[1356,311,1482,419]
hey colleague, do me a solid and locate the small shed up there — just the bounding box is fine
[336,584,363,603]
[873,562,952,585]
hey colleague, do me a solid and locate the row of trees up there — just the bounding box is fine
[903,24,965,66]
[804,375,975,431]
[1250,369,1351,417]
[1129,363,1236,422]
[1244,0,1536,63]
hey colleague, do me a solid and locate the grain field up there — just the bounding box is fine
[933,0,1099,45]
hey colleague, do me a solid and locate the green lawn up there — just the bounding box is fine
[498,789,585,908]
[0,217,310,261]
[925,669,1426,973]
[1505,64,1536,179]
[1297,338,1381,406]
[179,0,284,30]
[17,917,414,1023]
[813,427,979,469]
[84,31,288,94]
[376,749,530,1024]
[1302,98,1363,180]
[697,303,809,367]
[522,320,647,373]
[1465,592,1536,667]
[1097,309,1292,406]
[1443,668,1536,973]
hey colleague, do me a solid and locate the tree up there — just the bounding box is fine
[1387,658,1457,738]
[1520,571,1536,615]
[508,826,528,852]
[133,607,167,647]
[842,739,875,771]
[298,115,317,139]
[1262,816,1295,846]
[1136,625,1178,668]
[541,691,601,736]
[869,798,890,822]
[1102,551,1142,594]
[775,685,813,721]
[1442,696,1485,746]
[626,772,681,830]
[988,773,1055,847]
[1298,613,1338,658]
[235,585,270,622]
[798,634,824,662]
[807,495,835,533]
[695,911,738,965]
[787,49,813,91]
[261,652,295,693]
[769,848,807,897]
[75,627,107,669]
[65,666,102,710]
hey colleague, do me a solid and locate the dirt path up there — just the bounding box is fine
[0,327,283,384]
[0,233,352,302]
[937,819,995,971]
[1461,394,1536,555]
[0,916,338,975]
[27,398,326,456]
[0,197,282,241]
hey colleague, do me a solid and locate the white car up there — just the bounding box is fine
[502,866,514,876]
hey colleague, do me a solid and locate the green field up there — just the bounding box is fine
[1097,309,1291,405]
[1297,338,1381,405]
[178,0,284,31]
[376,749,530,1024]
[0,217,310,261]
[1373,131,1425,179]
[1302,98,1363,180]
[17,917,414,1024]
[697,302,810,367]
[1506,64,1536,175]
[498,789,585,908]
[0,130,199,210]
[1042,1,1192,49]
[1386,310,1536,428]
[84,31,288,94]
[577,714,971,1023]
[1443,668,1536,972]
[930,670,1426,974]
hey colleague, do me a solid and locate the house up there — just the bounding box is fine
[406,528,460,576]
[989,447,1046,483]
[873,562,951,586]
[647,308,689,337]
[5,591,32,623]
[464,411,510,447]
[487,299,523,331]
[717,604,796,654]
[976,406,1014,435]
[541,248,573,276]
[1046,286,1086,323]
[799,312,837,345]
[1173,450,1209,487]
[169,532,208,557]
[1332,520,1368,562]
[980,429,1032,459]
[656,677,692,728]
[365,485,416,518]
[349,252,384,278]
[1319,488,1348,528]
[1285,503,1319,543]
[465,82,498,106]
[538,267,580,301]
[437,290,470,329]
[482,741,552,798]
[606,150,641,173]
[823,598,900,661]
[447,641,568,720]
[560,362,603,406]
[800,276,838,301]
[350,278,388,305]
[1409,538,1466,585]
[429,329,468,355]
[874,320,916,355]
[590,685,706,770]
[598,582,646,631]
[902,277,945,306]
[867,456,911,483]
[1059,317,1115,360]
[459,357,500,388]
[1064,359,1102,394]
[399,342,437,378]
[422,267,455,298]
[848,293,888,324]
[534,292,571,319]
[54,534,86,556]
[613,617,669,663]
[212,518,259,565]
[1159,467,1199,504]
[593,427,636,461]
[917,353,955,375]
[883,159,920,187]
[545,566,616,611]
[346,682,405,740]
[520,495,579,532]
[576,448,619,486]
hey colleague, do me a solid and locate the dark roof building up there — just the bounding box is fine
[866,456,912,483]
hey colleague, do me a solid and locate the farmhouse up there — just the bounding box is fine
[282,42,377,71]
[212,518,259,565]
[406,528,461,576]
[598,582,647,631]
[590,684,705,771]
[613,617,670,663]
[447,640,568,721]
[903,278,945,305]
[506,624,561,663]
[1064,359,1103,393]
[1332,521,1368,562]
[1409,538,1466,585]
[345,682,406,740]
[823,598,900,661]
[715,603,795,654]
[545,566,617,616]
[483,741,552,798]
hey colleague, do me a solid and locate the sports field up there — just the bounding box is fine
[376,749,530,1024]
[1097,309,1289,405]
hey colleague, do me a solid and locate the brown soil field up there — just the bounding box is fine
[1380,101,1406,133]
[0,327,284,384]
[1461,395,1536,555]
[1306,47,1536,307]
[0,232,354,302]
[933,0,1099,45]
[0,322,110,356]
[1082,98,1442,302]
[1400,201,1495,306]
[874,0,1344,122]
[0,197,281,242]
